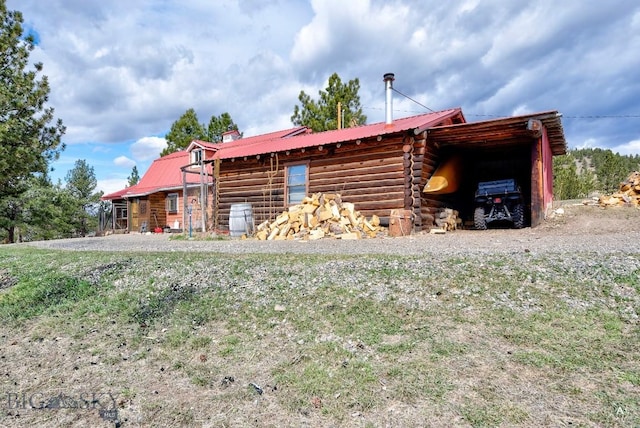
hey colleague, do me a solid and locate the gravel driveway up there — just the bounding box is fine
[20,205,640,256]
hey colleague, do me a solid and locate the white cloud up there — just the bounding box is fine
[611,140,640,156]
[6,0,640,184]
[113,156,136,168]
[97,178,128,196]
[511,105,532,116]
[290,0,412,81]
[130,137,167,161]
[576,138,599,150]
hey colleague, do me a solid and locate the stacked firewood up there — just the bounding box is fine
[254,193,385,240]
[431,208,461,233]
[598,171,640,207]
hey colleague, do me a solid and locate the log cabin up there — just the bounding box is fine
[103,75,567,234]
[207,108,467,232]
[203,109,565,233]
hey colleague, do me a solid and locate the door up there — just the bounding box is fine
[130,199,139,230]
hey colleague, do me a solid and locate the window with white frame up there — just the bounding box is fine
[167,193,179,213]
[285,163,308,205]
[191,149,203,166]
[116,205,127,219]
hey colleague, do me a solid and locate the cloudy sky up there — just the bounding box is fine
[8,0,640,195]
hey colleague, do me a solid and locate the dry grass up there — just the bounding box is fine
[0,230,639,427]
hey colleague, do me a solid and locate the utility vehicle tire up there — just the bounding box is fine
[474,206,487,230]
[512,203,524,229]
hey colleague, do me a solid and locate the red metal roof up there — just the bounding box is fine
[101,187,130,200]
[103,128,310,201]
[212,109,463,160]
[102,111,463,201]
[101,151,208,200]
[213,126,310,150]
[186,127,309,152]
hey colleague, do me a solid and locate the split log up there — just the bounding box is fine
[254,192,386,241]
[430,207,461,233]
[598,171,640,207]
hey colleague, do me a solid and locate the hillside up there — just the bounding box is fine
[554,147,640,199]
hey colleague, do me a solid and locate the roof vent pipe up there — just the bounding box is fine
[383,73,395,125]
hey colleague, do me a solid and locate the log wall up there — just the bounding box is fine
[309,138,406,218]
[217,158,285,228]
[419,133,446,230]
[216,136,409,231]
[410,133,426,230]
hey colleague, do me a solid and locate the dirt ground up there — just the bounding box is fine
[535,201,640,234]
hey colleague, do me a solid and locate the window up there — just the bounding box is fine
[116,206,127,219]
[191,149,203,167]
[167,193,179,213]
[285,163,308,205]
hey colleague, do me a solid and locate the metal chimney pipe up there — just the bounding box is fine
[383,73,395,125]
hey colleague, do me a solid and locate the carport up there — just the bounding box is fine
[423,111,567,228]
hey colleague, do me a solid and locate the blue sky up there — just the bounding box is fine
[8,0,640,195]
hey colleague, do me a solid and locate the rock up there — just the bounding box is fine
[249,382,263,395]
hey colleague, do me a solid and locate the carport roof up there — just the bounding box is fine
[425,111,567,155]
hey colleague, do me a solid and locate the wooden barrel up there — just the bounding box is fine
[229,203,254,237]
[389,209,412,237]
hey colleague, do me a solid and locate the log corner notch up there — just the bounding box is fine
[405,131,425,231]
[527,119,543,138]
[417,130,444,231]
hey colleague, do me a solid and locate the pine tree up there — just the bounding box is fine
[0,2,66,242]
[65,160,102,237]
[161,108,206,156]
[207,112,240,143]
[127,165,140,187]
[291,73,366,132]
